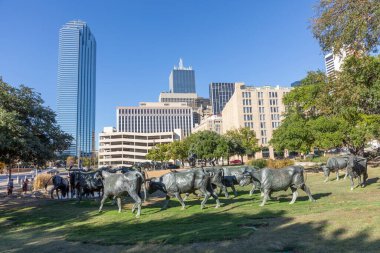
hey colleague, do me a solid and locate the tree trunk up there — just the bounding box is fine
[241,155,244,164]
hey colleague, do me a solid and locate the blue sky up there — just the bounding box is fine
[0,0,325,137]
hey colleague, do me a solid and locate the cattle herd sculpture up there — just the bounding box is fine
[44,154,369,218]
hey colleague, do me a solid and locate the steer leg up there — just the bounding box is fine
[362,172,368,187]
[230,184,238,198]
[162,195,170,210]
[174,193,186,210]
[336,171,340,181]
[116,197,122,213]
[199,187,210,210]
[349,175,355,191]
[210,191,220,208]
[289,187,298,204]
[129,191,142,218]
[344,168,348,180]
[98,195,107,213]
[301,184,315,202]
[260,189,270,207]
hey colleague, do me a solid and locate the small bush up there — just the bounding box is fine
[247,159,268,168]
[33,174,53,191]
[267,159,295,169]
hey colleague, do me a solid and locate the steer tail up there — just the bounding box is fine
[303,168,308,183]
[137,171,147,202]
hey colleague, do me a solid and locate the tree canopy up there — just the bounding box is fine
[312,0,380,55]
[270,55,380,154]
[0,80,73,167]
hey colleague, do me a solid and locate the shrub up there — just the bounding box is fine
[33,174,53,191]
[247,159,267,168]
[267,159,295,169]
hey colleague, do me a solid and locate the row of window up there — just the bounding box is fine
[242,92,251,98]
[269,99,278,106]
[242,99,252,105]
[269,92,278,98]
[119,108,191,115]
[243,114,253,121]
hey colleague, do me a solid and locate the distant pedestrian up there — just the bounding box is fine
[22,178,29,193]
[7,179,14,195]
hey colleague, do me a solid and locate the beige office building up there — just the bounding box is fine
[193,115,223,135]
[98,127,182,167]
[222,83,291,146]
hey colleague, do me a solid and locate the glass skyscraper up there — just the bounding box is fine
[209,82,236,115]
[169,59,196,93]
[57,20,96,157]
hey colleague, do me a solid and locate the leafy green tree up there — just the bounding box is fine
[167,140,188,167]
[185,130,221,163]
[146,143,170,163]
[312,0,380,55]
[271,56,380,155]
[0,80,72,178]
[225,127,259,162]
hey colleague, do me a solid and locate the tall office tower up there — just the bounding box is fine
[57,20,96,156]
[209,82,237,115]
[117,102,193,136]
[324,49,348,78]
[169,59,196,93]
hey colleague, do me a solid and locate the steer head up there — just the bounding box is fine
[239,172,252,186]
[321,165,330,177]
[148,178,166,194]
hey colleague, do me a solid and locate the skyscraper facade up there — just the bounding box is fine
[57,20,96,156]
[324,49,349,78]
[209,82,237,115]
[169,59,196,93]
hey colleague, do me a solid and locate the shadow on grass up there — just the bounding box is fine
[0,190,379,253]
[366,177,379,186]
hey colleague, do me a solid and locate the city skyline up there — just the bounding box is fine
[0,0,325,139]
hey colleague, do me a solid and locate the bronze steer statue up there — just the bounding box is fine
[240,165,315,206]
[148,169,220,210]
[347,156,368,191]
[321,156,350,182]
[95,170,146,218]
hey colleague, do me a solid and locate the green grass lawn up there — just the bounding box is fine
[1,167,380,253]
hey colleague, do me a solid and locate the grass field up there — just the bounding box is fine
[1,167,380,253]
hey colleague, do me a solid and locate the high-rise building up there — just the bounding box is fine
[324,49,349,78]
[169,59,196,93]
[222,83,291,146]
[209,82,238,115]
[193,115,223,135]
[57,20,96,156]
[117,102,193,136]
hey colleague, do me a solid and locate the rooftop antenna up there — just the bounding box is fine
[179,58,184,69]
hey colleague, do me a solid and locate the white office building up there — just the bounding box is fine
[117,102,193,136]
[324,49,349,78]
[98,127,183,167]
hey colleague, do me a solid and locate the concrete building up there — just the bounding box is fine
[209,82,238,115]
[57,20,96,156]
[193,115,223,135]
[169,59,195,93]
[117,102,193,136]
[98,127,182,167]
[158,92,210,125]
[222,83,291,146]
[324,49,349,78]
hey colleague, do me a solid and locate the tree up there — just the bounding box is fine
[167,141,188,167]
[185,131,221,164]
[225,128,259,162]
[271,57,380,155]
[312,0,380,55]
[0,80,73,178]
[146,143,170,164]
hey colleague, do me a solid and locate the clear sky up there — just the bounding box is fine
[0,0,325,138]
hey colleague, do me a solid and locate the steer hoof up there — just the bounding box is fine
[135,214,140,218]
[350,187,354,191]
[200,205,205,210]
[181,206,185,210]
[259,204,264,207]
